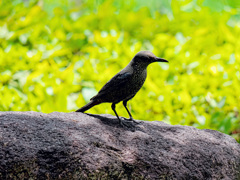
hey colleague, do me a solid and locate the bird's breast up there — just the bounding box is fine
[124,69,147,99]
[132,70,147,88]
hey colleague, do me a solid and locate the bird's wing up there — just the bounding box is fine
[90,72,132,101]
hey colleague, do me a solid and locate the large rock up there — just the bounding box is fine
[0,111,239,179]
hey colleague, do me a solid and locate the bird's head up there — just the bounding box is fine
[132,51,168,66]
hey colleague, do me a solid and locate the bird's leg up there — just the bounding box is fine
[111,103,132,127]
[122,101,141,124]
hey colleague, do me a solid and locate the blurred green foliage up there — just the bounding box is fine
[0,0,239,142]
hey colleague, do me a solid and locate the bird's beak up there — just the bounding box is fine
[155,57,168,63]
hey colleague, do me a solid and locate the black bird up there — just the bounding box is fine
[76,51,168,126]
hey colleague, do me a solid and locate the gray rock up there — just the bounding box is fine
[0,111,239,180]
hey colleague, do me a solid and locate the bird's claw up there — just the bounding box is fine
[118,117,135,128]
[124,117,142,124]
[118,117,143,128]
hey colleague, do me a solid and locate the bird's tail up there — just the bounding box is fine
[75,100,100,112]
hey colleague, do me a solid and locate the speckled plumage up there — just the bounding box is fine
[76,51,168,126]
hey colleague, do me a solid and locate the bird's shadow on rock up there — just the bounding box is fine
[86,113,144,132]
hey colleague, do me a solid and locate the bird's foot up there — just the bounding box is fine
[118,117,135,128]
[124,117,142,124]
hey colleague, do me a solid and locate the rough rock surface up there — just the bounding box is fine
[0,111,240,180]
